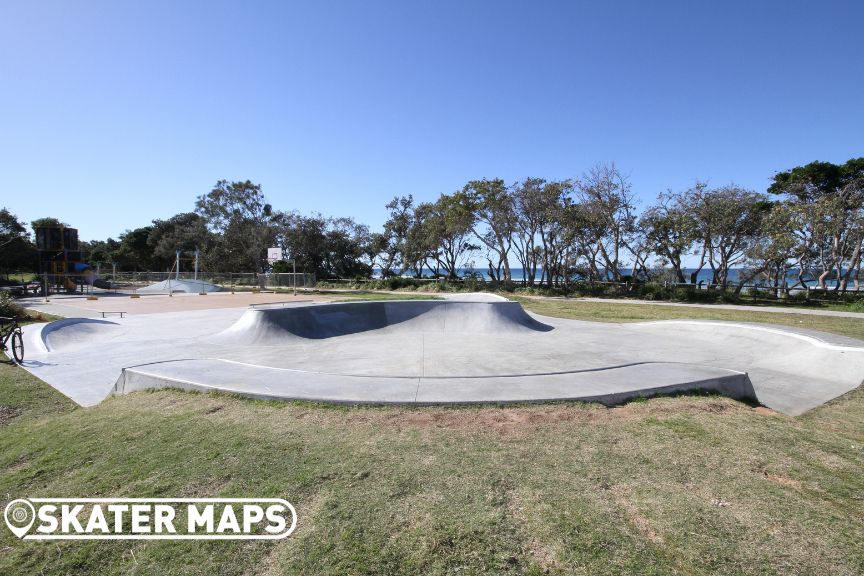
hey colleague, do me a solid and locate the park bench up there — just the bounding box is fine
[99,311,126,318]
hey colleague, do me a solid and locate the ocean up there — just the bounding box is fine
[376,267,849,287]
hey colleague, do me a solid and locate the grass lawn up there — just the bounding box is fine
[322,290,445,302]
[1,301,862,575]
[515,297,864,341]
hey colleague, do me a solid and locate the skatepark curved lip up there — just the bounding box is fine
[17,297,864,415]
[213,299,555,342]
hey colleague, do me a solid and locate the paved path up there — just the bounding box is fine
[546,296,864,319]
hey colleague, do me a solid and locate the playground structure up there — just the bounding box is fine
[34,225,97,294]
[30,224,314,296]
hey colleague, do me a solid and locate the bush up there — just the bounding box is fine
[640,283,672,301]
[0,291,25,319]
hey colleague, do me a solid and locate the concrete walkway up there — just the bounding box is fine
[16,297,864,416]
[568,297,864,319]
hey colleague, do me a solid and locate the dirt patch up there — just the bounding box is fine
[364,406,599,434]
[763,472,802,489]
[611,397,741,419]
[753,406,787,418]
[0,405,21,426]
[337,398,746,435]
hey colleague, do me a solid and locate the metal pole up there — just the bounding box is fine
[194,248,199,281]
[175,249,181,280]
[293,259,297,296]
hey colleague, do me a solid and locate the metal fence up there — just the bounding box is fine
[25,272,316,296]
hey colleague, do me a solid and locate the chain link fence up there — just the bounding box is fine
[28,272,316,296]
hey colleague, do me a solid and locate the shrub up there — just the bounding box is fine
[0,291,25,319]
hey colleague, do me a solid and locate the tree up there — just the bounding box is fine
[745,202,802,296]
[376,195,415,277]
[148,213,214,271]
[462,179,515,282]
[641,186,702,283]
[0,208,37,275]
[511,178,547,286]
[114,227,154,271]
[400,202,438,277]
[576,164,638,282]
[275,213,328,279]
[768,158,864,290]
[535,180,576,286]
[195,180,277,272]
[768,158,864,203]
[426,192,479,280]
[276,213,373,279]
[323,217,373,278]
[689,185,770,289]
[82,238,121,268]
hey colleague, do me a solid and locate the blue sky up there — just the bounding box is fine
[1,0,862,242]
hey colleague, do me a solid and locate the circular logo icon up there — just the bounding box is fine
[4,499,36,538]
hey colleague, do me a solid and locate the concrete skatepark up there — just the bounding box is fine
[12,293,864,415]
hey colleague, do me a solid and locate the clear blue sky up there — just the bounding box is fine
[2,0,862,242]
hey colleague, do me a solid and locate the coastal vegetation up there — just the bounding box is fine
[2,158,862,298]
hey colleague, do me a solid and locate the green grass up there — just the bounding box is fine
[1,272,37,283]
[1,359,862,575]
[515,297,864,340]
[324,290,444,302]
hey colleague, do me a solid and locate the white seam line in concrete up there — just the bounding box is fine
[125,358,745,380]
[633,320,864,352]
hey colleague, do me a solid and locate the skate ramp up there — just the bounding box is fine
[40,318,122,352]
[214,300,553,344]
[18,300,864,415]
[138,279,222,294]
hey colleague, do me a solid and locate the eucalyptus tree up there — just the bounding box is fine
[195,180,278,272]
[376,195,415,277]
[640,186,702,283]
[535,180,577,286]
[400,201,438,277]
[576,164,639,282]
[462,179,516,282]
[425,192,479,280]
[688,185,770,289]
[511,177,550,286]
